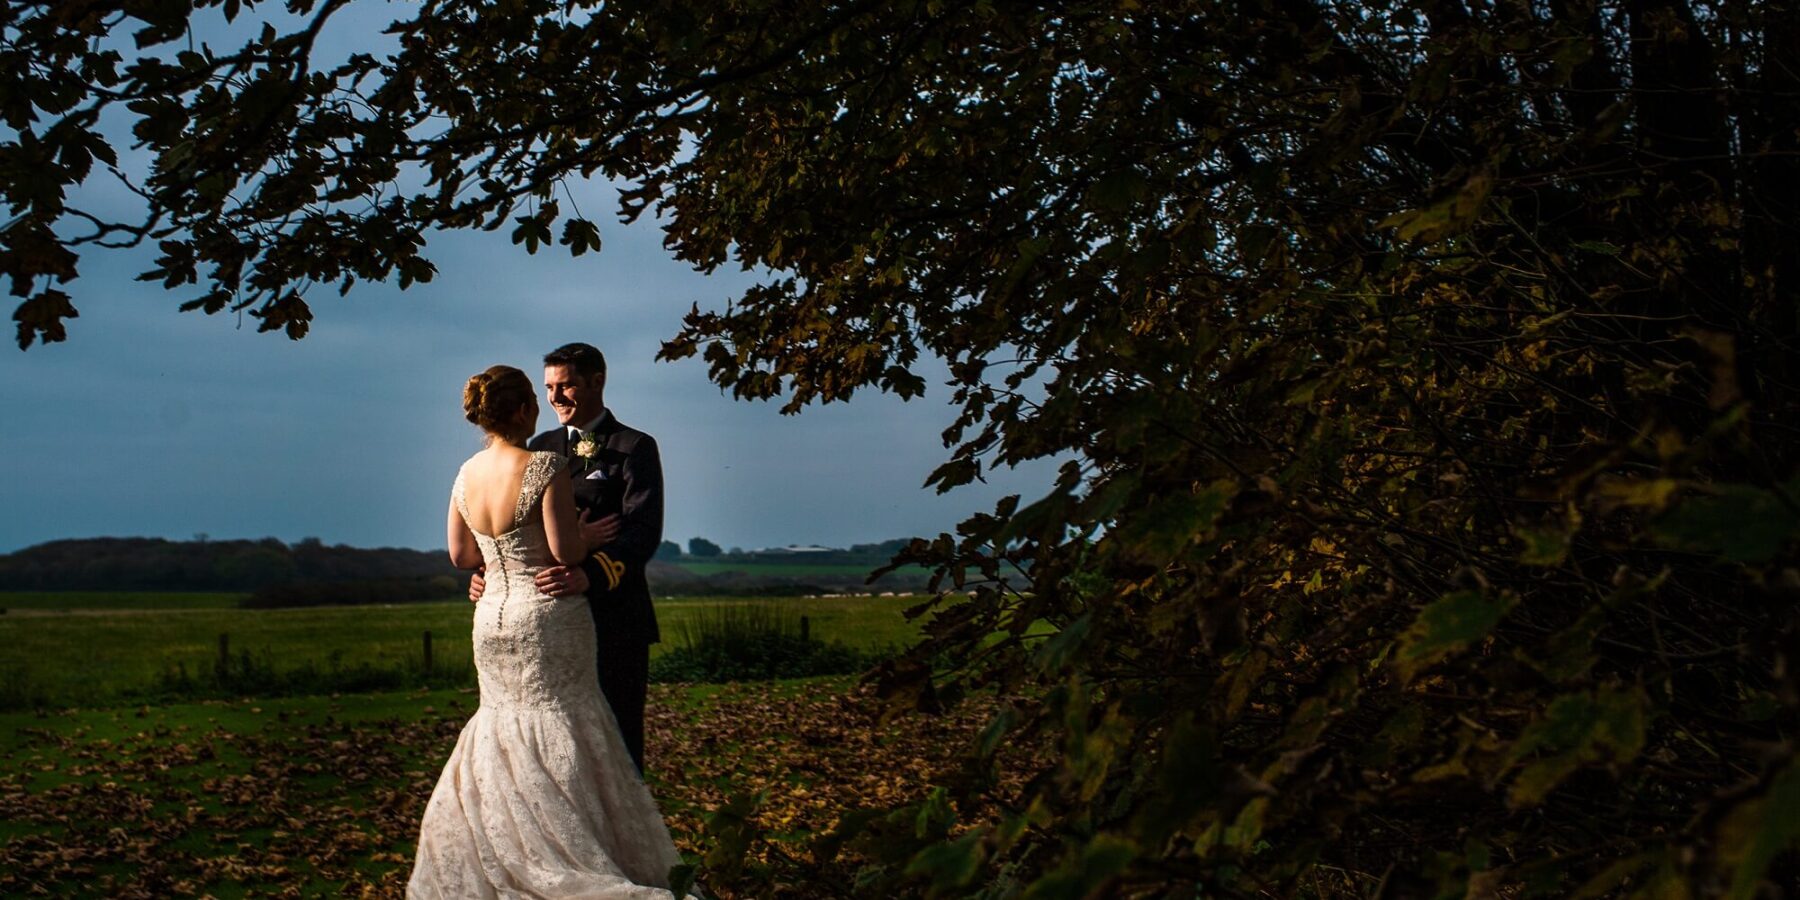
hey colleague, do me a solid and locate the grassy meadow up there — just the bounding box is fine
[0,592,926,711]
[0,591,246,611]
[0,590,996,898]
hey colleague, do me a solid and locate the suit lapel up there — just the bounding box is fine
[593,410,621,455]
[562,426,585,474]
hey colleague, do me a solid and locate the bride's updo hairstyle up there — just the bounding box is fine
[463,365,535,438]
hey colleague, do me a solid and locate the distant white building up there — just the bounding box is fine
[758,544,837,554]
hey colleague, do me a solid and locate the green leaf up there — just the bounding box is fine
[1033,614,1091,675]
[666,862,698,899]
[511,216,552,254]
[1393,590,1516,683]
[12,288,79,349]
[904,829,986,890]
[1573,239,1623,255]
[1593,476,1681,511]
[1130,713,1223,844]
[1078,472,1140,524]
[999,487,1075,543]
[1358,703,1425,767]
[914,786,956,840]
[397,256,437,289]
[1717,760,1800,900]
[1379,172,1493,243]
[1505,687,1648,808]
[1283,375,1324,407]
[1652,480,1800,564]
[559,218,602,256]
[1628,856,1693,900]
[879,365,927,399]
[1570,853,1656,900]
[1464,835,1491,872]
[1112,479,1236,562]
[975,705,1020,759]
[177,289,231,315]
[1086,169,1146,212]
[1221,647,1269,719]
[1515,521,1574,566]
[699,789,764,879]
[1023,833,1137,900]
[1521,603,1606,684]
[810,807,884,864]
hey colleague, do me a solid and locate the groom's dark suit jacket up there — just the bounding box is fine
[528,411,662,646]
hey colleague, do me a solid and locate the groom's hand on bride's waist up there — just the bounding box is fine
[468,567,485,603]
[535,565,589,597]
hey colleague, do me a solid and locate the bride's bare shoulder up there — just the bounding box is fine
[458,446,531,484]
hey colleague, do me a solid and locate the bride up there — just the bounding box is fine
[409,365,688,899]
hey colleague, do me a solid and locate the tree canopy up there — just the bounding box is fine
[5,0,1798,895]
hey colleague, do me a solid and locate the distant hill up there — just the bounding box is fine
[0,536,930,599]
[692,538,915,568]
[648,560,929,596]
[0,537,457,591]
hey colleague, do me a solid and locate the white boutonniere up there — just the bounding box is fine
[572,432,600,464]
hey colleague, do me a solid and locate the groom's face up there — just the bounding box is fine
[544,364,604,427]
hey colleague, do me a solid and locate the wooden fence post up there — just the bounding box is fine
[422,630,433,674]
[217,632,229,672]
[800,615,811,643]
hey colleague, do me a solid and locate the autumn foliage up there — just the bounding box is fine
[4,0,1799,895]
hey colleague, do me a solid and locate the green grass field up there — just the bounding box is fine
[0,591,247,611]
[0,593,925,711]
[0,593,1011,897]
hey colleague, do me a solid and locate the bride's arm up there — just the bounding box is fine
[447,497,483,569]
[541,474,586,566]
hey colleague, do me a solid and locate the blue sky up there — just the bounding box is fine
[0,205,1056,554]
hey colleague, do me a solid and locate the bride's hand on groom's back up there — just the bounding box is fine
[579,511,621,551]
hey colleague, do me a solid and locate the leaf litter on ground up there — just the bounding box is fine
[1,677,1023,898]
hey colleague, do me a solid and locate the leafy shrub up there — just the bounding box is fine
[649,604,884,683]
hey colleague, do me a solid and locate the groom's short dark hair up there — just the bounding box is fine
[544,342,607,380]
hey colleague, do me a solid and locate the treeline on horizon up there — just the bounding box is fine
[0,536,456,592]
[0,536,928,602]
[658,536,914,567]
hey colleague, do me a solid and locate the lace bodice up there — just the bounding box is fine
[452,450,566,597]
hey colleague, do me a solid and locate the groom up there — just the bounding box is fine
[469,342,663,772]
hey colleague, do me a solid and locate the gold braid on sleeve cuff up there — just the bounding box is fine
[590,551,626,591]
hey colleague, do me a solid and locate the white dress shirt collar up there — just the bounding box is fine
[568,408,609,439]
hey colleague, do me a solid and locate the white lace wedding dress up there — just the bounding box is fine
[409,451,686,899]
